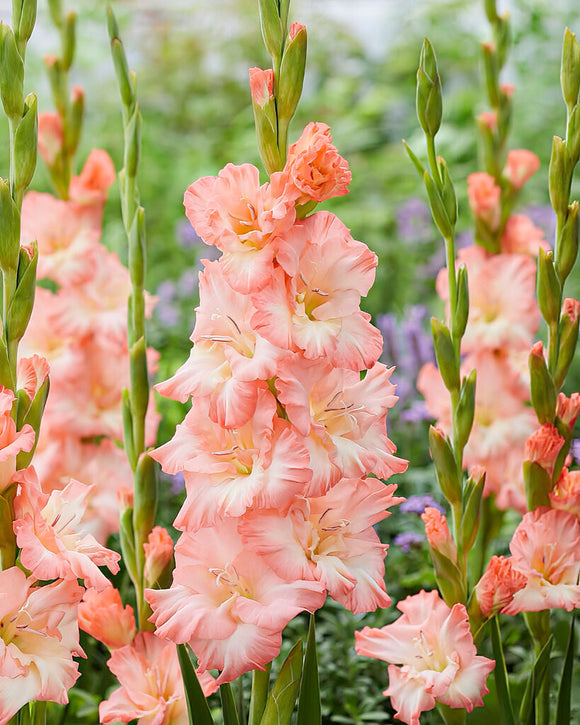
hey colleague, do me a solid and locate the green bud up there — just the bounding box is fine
[0,24,24,120]
[0,337,12,391]
[0,178,20,272]
[110,36,134,110]
[17,0,37,45]
[453,264,469,339]
[122,388,136,470]
[277,23,307,126]
[128,207,146,289]
[561,28,580,109]
[529,343,556,424]
[47,0,63,27]
[258,0,284,60]
[554,307,579,388]
[429,425,462,505]
[429,547,465,607]
[7,243,37,343]
[476,114,499,178]
[556,201,578,282]
[473,216,500,254]
[481,42,500,107]
[566,103,580,165]
[279,0,290,33]
[13,93,37,193]
[133,452,157,547]
[523,460,552,510]
[424,171,453,240]
[537,247,562,326]
[431,317,459,392]
[494,13,511,70]
[250,67,281,174]
[45,55,66,116]
[454,369,476,450]
[416,39,442,138]
[130,336,149,423]
[484,0,498,22]
[16,373,49,470]
[438,158,457,227]
[0,490,16,569]
[461,469,485,553]
[549,136,571,217]
[124,106,141,179]
[119,504,139,585]
[62,11,76,71]
[66,85,84,157]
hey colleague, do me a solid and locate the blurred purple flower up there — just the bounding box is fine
[160,470,185,494]
[400,495,445,516]
[156,280,176,302]
[178,268,200,295]
[155,301,180,327]
[397,197,432,243]
[393,531,424,552]
[177,220,205,249]
[570,438,580,465]
[523,205,556,246]
[400,400,431,423]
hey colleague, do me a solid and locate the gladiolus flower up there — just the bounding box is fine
[467,172,501,230]
[0,567,84,722]
[13,467,121,590]
[79,587,136,650]
[525,423,565,478]
[503,507,580,613]
[503,149,540,190]
[249,67,274,108]
[99,631,216,724]
[501,214,548,257]
[284,122,351,204]
[474,555,527,617]
[37,112,63,166]
[144,526,174,586]
[549,467,580,516]
[355,590,495,725]
[556,392,580,429]
[563,297,580,322]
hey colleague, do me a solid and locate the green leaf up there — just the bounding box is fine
[296,614,321,725]
[555,613,576,724]
[489,615,516,725]
[177,643,214,725]
[221,682,241,725]
[260,641,303,725]
[519,635,553,725]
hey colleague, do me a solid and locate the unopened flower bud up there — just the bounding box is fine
[549,136,571,216]
[461,467,485,552]
[0,24,24,120]
[556,201,578,282]
[528,341,556,424]
[144,526,174,588]
[416,38,442,138]
[17,0,37,45]
[555,299,580,387]
[453,264,469,339]
[561,27,580,109]
[429,425,462,505]
[0,178,20,272]
[467,172,501,231]
[258,0,284,60]
[454,369,476,450]
[79,587,136,650]
[62,11,76,71]
[13,93,37,192]
[431,318,459,392]
[277,23,306,126]
[525,423,565,479]
[422,506,457,562]
[503,149,540,190]
[424,170,453,240]
[537,247,561,326]
[481,41,500,107]
[7,243,37,343]
[556,392,580,429]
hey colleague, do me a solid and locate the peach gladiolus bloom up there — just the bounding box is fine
[525,423,565,478]
[474,555,527,618]
[68,148,116,208]
[13,467,120,590]
[144,526,174,586]
[503,507,580,614]
[503,149,540,190]
[467,172,501,230]
[240,476,403,614]
[355,590,494,725]
[0,567,84,723]
[99,631,216,724]
[0,387,35,493]
[285,122,351,204]
[549,468,580,516]
[184,163,297,294]
[501,214,548,257]
[556,391,580,429]
[37,111,63,166]
[79,587,136,650]
[146,519,325,685]
[249,67,274,108]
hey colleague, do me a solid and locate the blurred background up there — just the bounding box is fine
[1,1,580,721]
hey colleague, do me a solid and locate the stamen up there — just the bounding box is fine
[226,315,242,335]
[211,445,239,456]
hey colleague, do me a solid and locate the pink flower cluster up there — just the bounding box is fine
[20,118,160,543]
[147,122,407,684]
[418,152,546,512]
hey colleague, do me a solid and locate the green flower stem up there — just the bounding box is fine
[108,5,157,631]
[248,664,271,725]
[524,611,551,725]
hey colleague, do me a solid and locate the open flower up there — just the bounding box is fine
[13,467,120,590]
[99,631,216,724]
[0,567,84,722]
[79,587,136,650]
[355,590,495,725]
[0,387,35,493]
